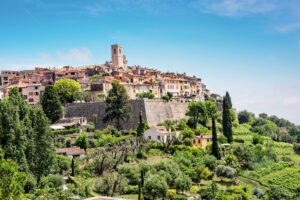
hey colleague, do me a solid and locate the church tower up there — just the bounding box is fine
[111,44,127,69]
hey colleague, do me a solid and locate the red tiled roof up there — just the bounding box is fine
[55,147,85,156]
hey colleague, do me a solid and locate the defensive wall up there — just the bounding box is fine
[65,99,188,130]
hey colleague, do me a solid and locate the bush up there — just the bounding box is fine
[215,165,237,179]
[174,174,192,194]
[233,138,245,143]
[252,133,264,145]
[203,155,218,171]
[293,143,300,154]
[136,92,155,99]
[253,188,264,198]
[47,175,64,188]
[144,174,168,200]
[124,185,138,194]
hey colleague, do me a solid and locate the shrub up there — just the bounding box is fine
[233,138,245,143]
[293,143,300,154]
[215,165,237,179]
[252,133,264,145]
[124,185,138,194]
[174,174,192,194]
[144,174,168,200]
[253,188,264,198]
[47,175,64,188]
[203,155,218,171]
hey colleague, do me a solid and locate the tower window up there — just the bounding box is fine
[114,49,116,54]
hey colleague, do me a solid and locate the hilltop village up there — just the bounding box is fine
[0,44,219,104]
[1,45,299,200]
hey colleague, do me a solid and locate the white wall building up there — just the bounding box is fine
[144,126,180,143]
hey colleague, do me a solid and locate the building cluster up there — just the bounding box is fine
[0,44,212,104]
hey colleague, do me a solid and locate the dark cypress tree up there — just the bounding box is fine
[225,91,232,109]
[103,81,131,130]
[211,115,220,159]
[41,85,63,123]
[71,158,75,176]
[222,95,233,143]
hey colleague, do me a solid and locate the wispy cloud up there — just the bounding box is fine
[283,96,300,106]
[275,22,300,33]
[57,47,93,63]
[192,0,276,17]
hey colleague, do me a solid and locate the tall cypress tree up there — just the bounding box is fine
[41,85,63,123]
[205,100,220,159]
[222,94,233,143]
[103,81,131,130]
[225,91,232,109]
[211,116,220,159]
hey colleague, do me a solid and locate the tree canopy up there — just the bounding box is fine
[54,78,81,104]
[103,81,131,130]
[41,85,62,123]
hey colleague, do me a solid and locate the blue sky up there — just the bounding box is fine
[1,0,300,124]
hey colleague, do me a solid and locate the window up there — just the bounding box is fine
[114,49,116,54]
[148,136,151,139]
[157,136,161,140]
[29,98,34,102]
[35,92,39,95]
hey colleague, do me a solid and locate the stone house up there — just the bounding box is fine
[55,147,86,159]
[192,135,212,149]
[144,126,180,143]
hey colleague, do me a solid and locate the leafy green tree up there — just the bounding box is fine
[238,110,255,124]
[222,93,233,143]
[0,148,26,200]
[144,174,168,200]
[175,174,192,194]
[30,109,54,182]
[54,78,81,104]
[103,81,131,130]
[75,132,89,150]
[0,89,54,182]
[186,101,207,129]
[94,172,127,197]
[41,85,62,123]
[0,98,28,171]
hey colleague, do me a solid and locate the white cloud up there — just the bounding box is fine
[192,0,276,17]
[57,47,92,63]
[283,96,300,106]
[275,22,300,33]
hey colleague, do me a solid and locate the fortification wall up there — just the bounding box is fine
[65,99,188,130]
[144,99,188,126]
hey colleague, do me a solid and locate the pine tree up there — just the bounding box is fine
[223,94,233,143]
[41,85,63,123]
[103,81,131,130]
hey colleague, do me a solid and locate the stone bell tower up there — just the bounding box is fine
[111,44,127,69]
